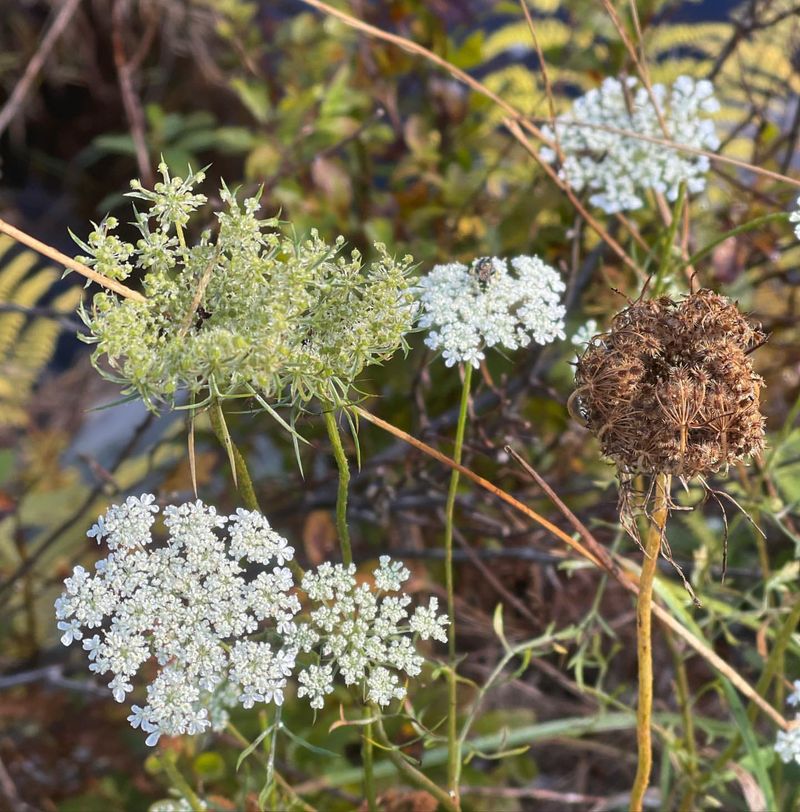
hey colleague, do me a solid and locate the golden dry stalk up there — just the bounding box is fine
[572,289,765,477]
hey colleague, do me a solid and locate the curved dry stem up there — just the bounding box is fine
[0,218,146,302]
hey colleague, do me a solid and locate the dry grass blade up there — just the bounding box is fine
[0,219,146,302]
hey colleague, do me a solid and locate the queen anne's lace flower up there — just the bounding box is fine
[75,164,416,413]
[299,556,449,706]
[56,496,447,742]
[540,75,720,214]
[417,255,566,368]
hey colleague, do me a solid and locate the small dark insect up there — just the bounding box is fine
[195,305,213,330]
[472,257,496,287]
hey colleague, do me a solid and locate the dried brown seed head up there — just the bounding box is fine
[573,289,765,477]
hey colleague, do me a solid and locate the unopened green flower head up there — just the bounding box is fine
[76,163,416,412]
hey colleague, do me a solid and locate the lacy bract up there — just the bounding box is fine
[76,164,416,411]
[540,75,719,214]
[417,255,566,368]
[55,496,448,745]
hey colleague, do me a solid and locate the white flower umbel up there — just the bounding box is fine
[540,75,720,214]
[790,196,800,240]
[56,500,447,743]
[417,255,566,368]
[299,556,449,707]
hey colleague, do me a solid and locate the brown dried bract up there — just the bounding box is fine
[571,289,765,478]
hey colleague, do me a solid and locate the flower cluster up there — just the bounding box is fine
[55,496,446,744]
[75,164,416,412]
[300,559,448,708]
[540,75,720,214]
[791,196,800,240]
[417,255,566,368]
[775,681,800,765]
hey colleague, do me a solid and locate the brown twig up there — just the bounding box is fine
[0,0,83,137]
[111,0,154,186]
[0,218,145,302]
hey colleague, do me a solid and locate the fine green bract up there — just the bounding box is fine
[75,164,416,412]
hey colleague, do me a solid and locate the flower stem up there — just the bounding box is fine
[630,472,669,812]
[444,362,472,806]
[372,707,458,812]
[160,755,204,812]
[363,706,377,811]
[208,402,261,513]
[323,406,353,567]
[652,184,685,296]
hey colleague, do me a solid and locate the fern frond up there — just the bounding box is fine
[0,244,80,428]
[483,19,572,61]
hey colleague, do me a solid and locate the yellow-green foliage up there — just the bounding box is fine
[0,235,81,427]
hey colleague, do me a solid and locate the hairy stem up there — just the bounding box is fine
[363,707,377,811]
[372,708,458,812]
[444,362,472,806]
[630,473,669,811]
[160,756,204,812]
[208,403,261,512]
[323,406,353,567]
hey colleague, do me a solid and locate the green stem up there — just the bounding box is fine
[664,627,698,812]
[160,755,204,812]
[458,627,577,748]
[267,707,281,810]
[226,722,317,812]
[681,211,790,272]
[652,184,685,296]
[175,221,187,250]
[209,402,306,581]
[363,706,377,811]
[372,707,458,812]
[323,406,352,566]
[209,402,261,512]
[444,362,472,806]
[630,473,669,812]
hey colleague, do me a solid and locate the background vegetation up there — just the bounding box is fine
[1,0,800,809]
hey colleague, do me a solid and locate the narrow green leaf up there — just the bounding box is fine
[236,727,273,772]
[720,679,776,811]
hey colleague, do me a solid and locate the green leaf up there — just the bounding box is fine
[720,679,776,811]
[92,133,137,156]
[236,727,273,771]
[493,603,511,652]
[281,723,342,757]
[231,78,271,123]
